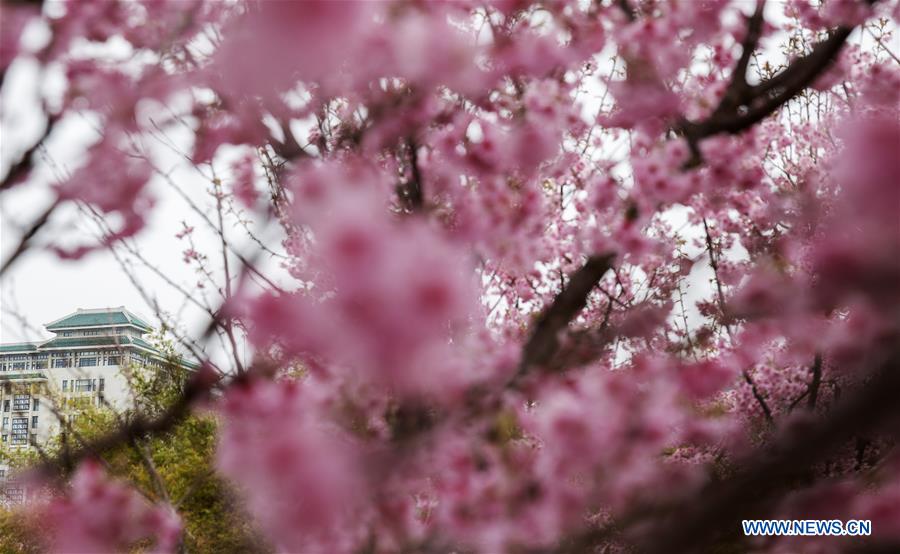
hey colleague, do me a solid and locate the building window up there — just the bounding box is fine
[2,417,7,429]
[2,400,8,412]
[74,379,93,393]
[84,330,99,336]
[12,395,29,411]
[78,357,97,367]
[99,378,105,392]
[31,416,38,428]
[62,380,68,392]
[4,485,24,503]
[54,357,70,368]
[33,360,47,369]
[1,435,6,443]
[106,356,120,366]
[10,417,27,445]
[32,398,39,411]
[62,331,73,337]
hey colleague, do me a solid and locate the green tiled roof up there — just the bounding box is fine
[39,336,156,350]
[131,337,158,350]
[46,309,152,331]
[1,308,199,371]
[0,343,39,353]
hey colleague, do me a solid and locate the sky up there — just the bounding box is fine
[0,37,288,367]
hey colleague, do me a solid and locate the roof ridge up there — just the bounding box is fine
[45,308,152,331]
[73,306,127,314]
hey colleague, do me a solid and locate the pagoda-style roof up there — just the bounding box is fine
[0,342,39,353]
[38,336,156,351]
[45,307,152,332]
[1,308,200,370]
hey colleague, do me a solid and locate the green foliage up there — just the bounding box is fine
[0,508,44,554]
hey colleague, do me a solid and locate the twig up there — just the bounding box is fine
[0,115,58,192]
[0,199,59,276]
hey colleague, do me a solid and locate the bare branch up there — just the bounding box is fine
[0,115,58,192]
[0,199,59,276]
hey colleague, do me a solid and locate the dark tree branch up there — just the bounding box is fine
[636,351,900,553]
[512,253,615,384]
[0,114,57,192]
[708,0,767,122]
[553,350,900,554]
[678,3,870,165]
[0,199,59,276]
[742,369,774,424]
[616,0,636,22]
[398,137,424,212]
[269,118,310,161]
[808,353,823,409]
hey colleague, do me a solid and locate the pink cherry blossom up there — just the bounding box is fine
[38,462,181,554]
[4,1,900,553]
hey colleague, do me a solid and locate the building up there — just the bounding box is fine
[0,307,194,503]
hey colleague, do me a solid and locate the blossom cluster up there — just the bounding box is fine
[3,0,899,552]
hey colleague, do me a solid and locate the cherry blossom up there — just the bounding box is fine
[3,1,899,553]
[38,462,181,554]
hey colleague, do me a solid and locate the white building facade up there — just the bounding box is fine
[0,307,193,502]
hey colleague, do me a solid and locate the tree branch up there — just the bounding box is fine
[0,199,59,276]
[636,351,900,553]
[678,4,868,165]
[398,136,424,212]
[708,0,767,121]
[0,114,58,192]
[554,350,900,554]
[512,253,615,383]
[808,353,823,410]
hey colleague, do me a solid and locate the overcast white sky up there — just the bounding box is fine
[0,40,289,368]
